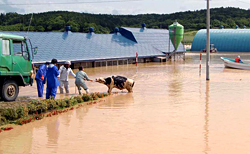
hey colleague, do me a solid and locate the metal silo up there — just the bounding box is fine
[169,21,184,51]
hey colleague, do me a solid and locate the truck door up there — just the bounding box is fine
[0,39,12,72]
[11,40,31,81]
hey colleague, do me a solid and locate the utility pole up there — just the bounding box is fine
[206,0,210,80]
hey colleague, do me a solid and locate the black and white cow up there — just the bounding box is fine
[96,76,135,93]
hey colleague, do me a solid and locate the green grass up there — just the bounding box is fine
[183,30,198,45]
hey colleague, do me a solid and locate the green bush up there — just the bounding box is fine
[16,106,24,118]
[75,96,83,103]
[28,100,48,114]
[0,116,7,125]
[0,92,110,125]
[90,93,98,100]
[103,93,109,97]
[36,102,47,114]
[65,98,77,107]
[28,104,37,114]
[82,94,92,102]
[3,108,18,120]
[45,99,58,110]
[96,93,104,98]
[70,98,78,106]
[57,99,67,108]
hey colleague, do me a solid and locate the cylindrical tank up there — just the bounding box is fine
[169,21,184,50]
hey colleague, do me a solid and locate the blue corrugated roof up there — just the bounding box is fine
[1,27,184,63]
[191,29,250,52]
[121,27,185,53]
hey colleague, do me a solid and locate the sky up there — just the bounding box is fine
[0,0,249,15]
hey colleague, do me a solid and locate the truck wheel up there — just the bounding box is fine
[1,80,19,102]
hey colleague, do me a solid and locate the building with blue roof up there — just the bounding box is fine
[191,29,250,52]
[1,25,185,68]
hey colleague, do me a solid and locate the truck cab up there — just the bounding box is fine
[0,33,35,101]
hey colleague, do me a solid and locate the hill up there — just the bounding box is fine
[0,7,249,34]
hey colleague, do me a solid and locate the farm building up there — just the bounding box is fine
[191,29,250,52]
[1,25,185,68]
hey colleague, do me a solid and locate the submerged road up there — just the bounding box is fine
[1,53,250,154]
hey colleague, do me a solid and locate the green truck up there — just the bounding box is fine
[0,33,37,101]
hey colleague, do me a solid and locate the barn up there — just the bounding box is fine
[191,29,250,52]
[1,25,185,68]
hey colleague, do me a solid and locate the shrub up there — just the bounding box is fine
[16,106,24,118]
[22,106,29,117]
[3,108,18,120]
[91,93,98,100]
[0,92,110,126]
[96,93,104,98]
[57,99,67,108]
[45,99,58,110]
[28,104,37,114]
[70,98,78,106]
[82,94,92,102]
[75,96,83,103]
[65,98,77,107]
[0,116,7,125]
[36,102,47,114]
[103,93,109,97]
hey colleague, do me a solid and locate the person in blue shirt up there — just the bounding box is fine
[35,62,49,98]
[46,59,60,99]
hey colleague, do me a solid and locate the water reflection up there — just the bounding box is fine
[47,119,60,148]
[204,81,210,154]
[75,105,89,125]
[97,93,134,109]
[168,63,182,97]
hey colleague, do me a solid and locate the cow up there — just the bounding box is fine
[96,76,135,93]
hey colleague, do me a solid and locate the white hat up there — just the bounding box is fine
[65,61,71,65]
[238,55,240,58]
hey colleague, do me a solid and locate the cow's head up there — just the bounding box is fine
[95,77,106,84]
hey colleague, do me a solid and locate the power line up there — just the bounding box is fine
[0,0,143,6]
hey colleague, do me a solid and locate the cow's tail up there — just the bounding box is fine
[132,81,135,87]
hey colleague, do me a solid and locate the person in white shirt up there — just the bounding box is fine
[59,61,76,94]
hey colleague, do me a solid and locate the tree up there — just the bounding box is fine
[0,7,249,33]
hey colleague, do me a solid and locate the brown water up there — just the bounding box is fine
[1,53,250,154]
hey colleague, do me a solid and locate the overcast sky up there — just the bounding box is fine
[0,0,249,15]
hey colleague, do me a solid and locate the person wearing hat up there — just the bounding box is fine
[58,61,76,94]
[75,66,93,94]
[35,62,49,98]
[46,59,60,99]
[235,55,242,63]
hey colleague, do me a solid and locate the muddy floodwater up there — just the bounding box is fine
[1,53,250,154]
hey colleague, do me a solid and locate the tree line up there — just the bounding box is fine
[0,7,249,34]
